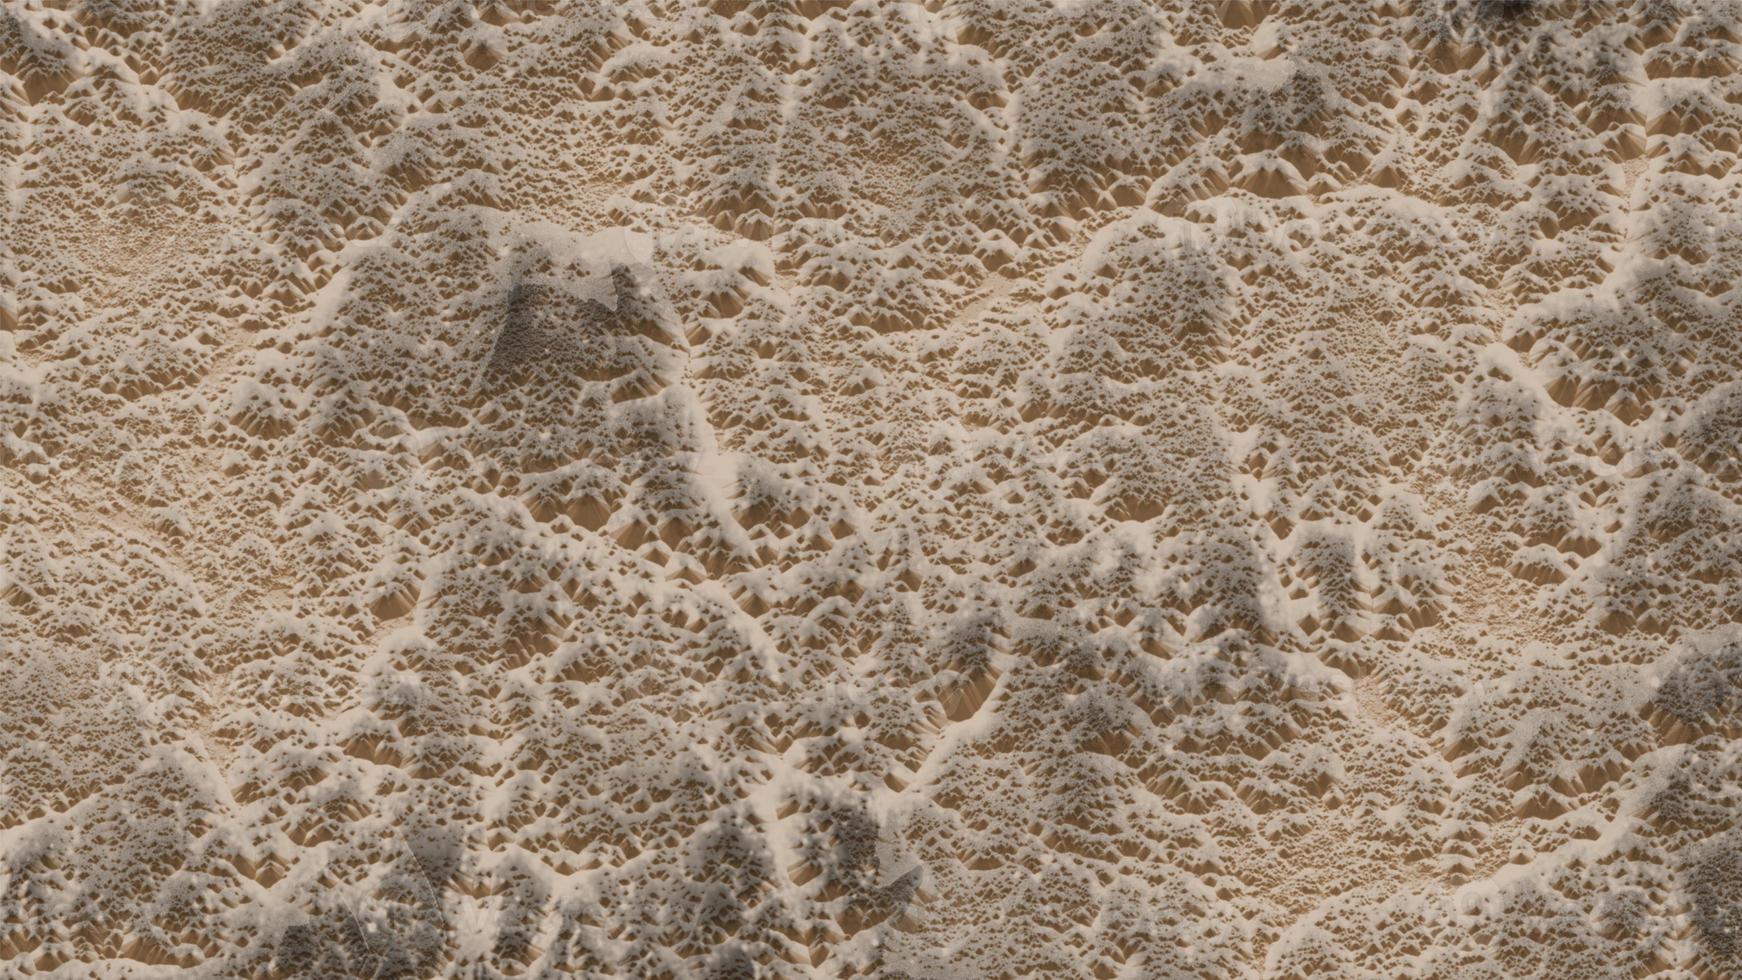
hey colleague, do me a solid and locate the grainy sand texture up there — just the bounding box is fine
[4,0,1742,977]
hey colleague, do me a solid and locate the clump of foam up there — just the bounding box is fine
[3,0,1740,976]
